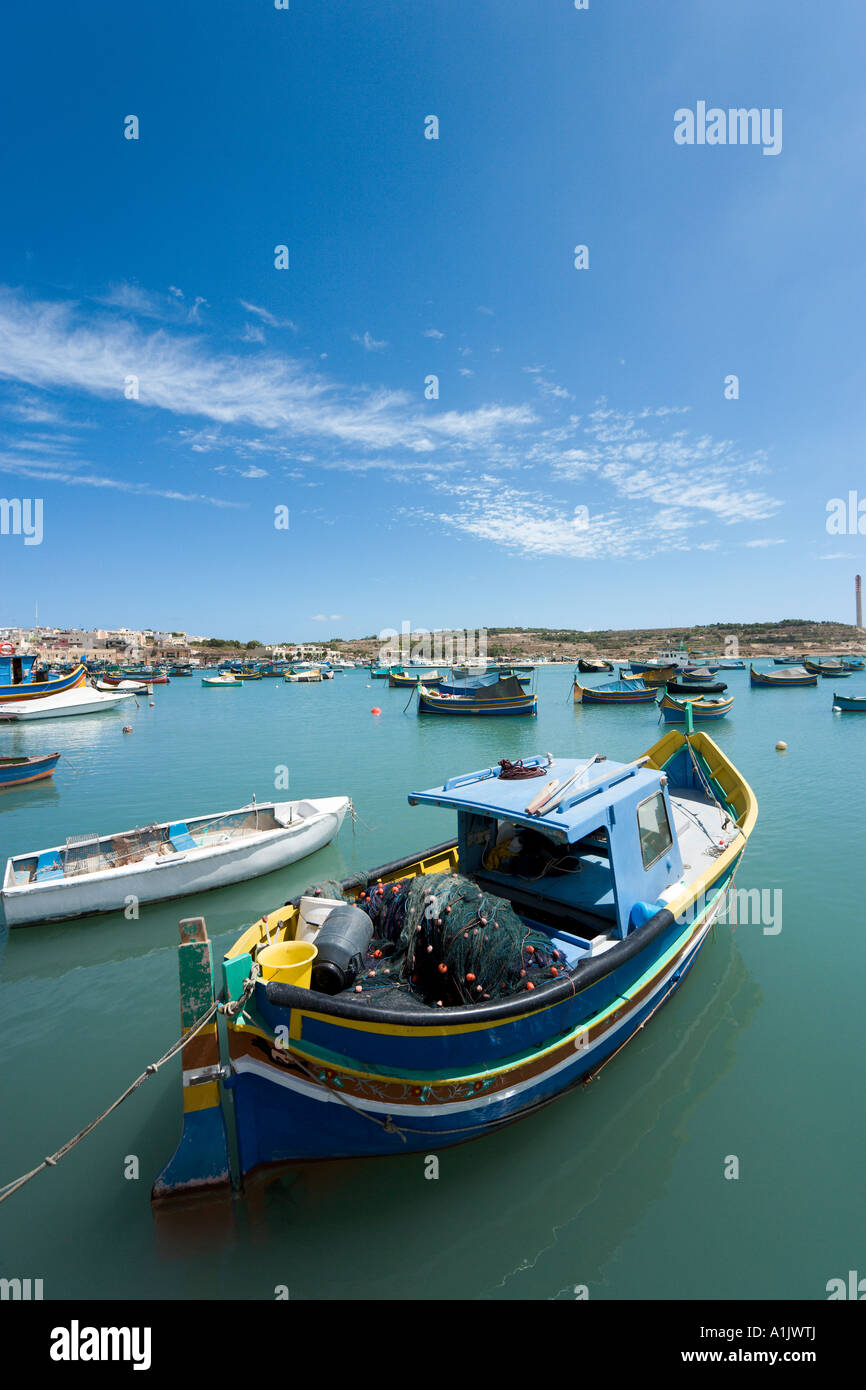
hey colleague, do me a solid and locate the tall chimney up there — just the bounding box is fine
[857,574,863,630]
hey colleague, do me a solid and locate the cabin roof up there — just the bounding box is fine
[408,753,665,844]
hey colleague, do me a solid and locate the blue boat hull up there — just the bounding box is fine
[224,870,735,1168]
[833,693,866,711]
[0,752,61,788]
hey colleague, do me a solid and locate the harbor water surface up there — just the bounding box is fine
[0,665,863,1299]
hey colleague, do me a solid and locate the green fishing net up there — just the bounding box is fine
[336,871,567,1005]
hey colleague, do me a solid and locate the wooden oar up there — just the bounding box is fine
[525,780,559,815]
[532,754,603,815]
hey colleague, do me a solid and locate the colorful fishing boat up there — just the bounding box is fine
[2,796,350,928]
[0,751,61,789]
[369,665,390,679]
[573,677,656,704]
[152,726,756,1197]
[658,692,734,722]
[773,657,802,666]
[666,675,728,695]
[749,665,817,688]
[93,678,149,695]
[436,671,530,695]
[284,668,324,683]
[0,653,86,703]
[832,691,866,711]
[235,669,263,681]
[803,658,847,678]
[619,665,676,688]
[417,676,537,716]
[0,687,136,721]
[202,673,242,687]
[388,668,440,688]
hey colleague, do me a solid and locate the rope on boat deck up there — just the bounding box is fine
[0,968,260,1206]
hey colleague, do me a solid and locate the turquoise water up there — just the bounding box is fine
[0,665,863,1299]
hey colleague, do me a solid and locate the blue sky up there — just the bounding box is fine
[0,0,864,640]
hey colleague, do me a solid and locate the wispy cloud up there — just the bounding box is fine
[100,282,208,323]
[239,300,297,330]
[0,453,244,508]
[352,330,388,352]
[0,288,534,459]
[423,328,444,339]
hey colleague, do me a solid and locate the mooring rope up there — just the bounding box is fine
[0,969,259,1206]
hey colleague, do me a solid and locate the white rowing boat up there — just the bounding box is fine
[0,686,136,721]
[1,796,350,926]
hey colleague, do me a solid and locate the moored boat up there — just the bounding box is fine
[666,675,728,695]
[2,795,350,927]
[93,678,149,694]
[202,673,242,687]
[0,751,61,789]
[832,691,866,711]
[152,726,756,1196]
[388,668,440,687]
[803,658,847,678]
[0,686,136,721]
[0,653,87,703]
[573,676,656,704]
[577,657,614,673]
[658,692,734,722]
[619,665,676,688]
[285,668,324,683]
[417,676,537,716]
[749,665,817,688]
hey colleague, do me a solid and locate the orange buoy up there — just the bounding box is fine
[437,962,448,974]
[371,707,381,715]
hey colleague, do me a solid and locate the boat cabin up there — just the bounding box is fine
[0,654,49,687]
[408,753,684,949]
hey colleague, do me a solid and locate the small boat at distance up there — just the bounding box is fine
[202,673,242,687]
[0,751,61,789]
[285,668,324,683]
[2,796,350,927]
[577,657,613,674]
[620,665,676,688]
[93,678,149,695]
[749,665,817,688]
[418,676,537,716]
[659,692,734,722]
[803,658,848,678]
[667,675,728,695]
[574,677,656,704]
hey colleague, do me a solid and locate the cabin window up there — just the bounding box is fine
[637,792,673,869]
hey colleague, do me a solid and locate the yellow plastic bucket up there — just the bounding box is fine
[256,940,317,988]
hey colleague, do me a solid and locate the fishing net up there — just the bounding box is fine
[348,872,566,1005]
[300,879,346,903]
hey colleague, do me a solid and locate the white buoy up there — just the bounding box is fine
[775,740,787,752]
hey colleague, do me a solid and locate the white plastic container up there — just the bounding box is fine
[296,895,344,943]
